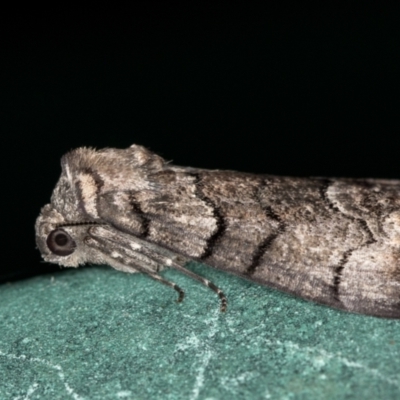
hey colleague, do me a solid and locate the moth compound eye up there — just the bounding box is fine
[46,229,76,256]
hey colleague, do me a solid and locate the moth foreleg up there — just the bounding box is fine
[89,226,228,311]
[146,271,185,303]
[163,259,227,312]
[84,235,185,303]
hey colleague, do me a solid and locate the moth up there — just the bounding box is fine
[35,144,400,318]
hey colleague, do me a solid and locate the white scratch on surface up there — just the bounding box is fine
[13,382,38,400]
[219,319,400,394]
[191,349,213,400]
[275,340,400,389]
[176,309,220,400]
[116,390,133,398]
[23,383,38,400]
[220,371,258,393]
[0,349,84,400]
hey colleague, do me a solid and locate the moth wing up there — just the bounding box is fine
[94,163,400,318]
[248,177,400,318]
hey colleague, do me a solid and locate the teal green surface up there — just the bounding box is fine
[1,264,400,400]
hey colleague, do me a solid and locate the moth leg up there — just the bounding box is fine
[164,259,227,312]
[146,271,184,303]
[131,250,228,311]
[89,226,227,311]
[84,236,184,303]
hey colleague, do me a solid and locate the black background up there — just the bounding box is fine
[2,4,400,282]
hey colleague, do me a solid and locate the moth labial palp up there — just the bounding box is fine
[35,143,400,318]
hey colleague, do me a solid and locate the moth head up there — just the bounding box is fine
[35,143,166,269]
[35,204,102,267]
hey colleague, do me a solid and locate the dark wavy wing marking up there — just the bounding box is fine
[246,178,286,275]
[189,172,227,260]
[319,178,377,303]
[317,178,400,317]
